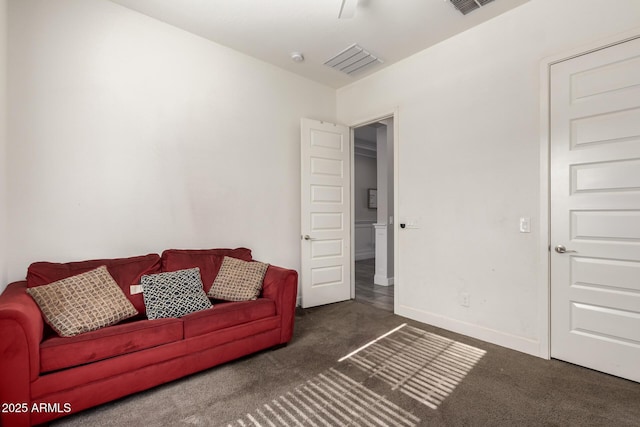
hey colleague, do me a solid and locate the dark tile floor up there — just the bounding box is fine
[355,258,394,311]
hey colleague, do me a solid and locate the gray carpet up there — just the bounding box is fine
[52,301,640,426]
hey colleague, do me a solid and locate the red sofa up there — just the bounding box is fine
[0,248,298,427]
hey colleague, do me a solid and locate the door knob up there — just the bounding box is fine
[555,244,577,254]
[302,235,317,241]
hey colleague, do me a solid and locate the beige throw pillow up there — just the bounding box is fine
[26,265,138,337]
[208,256,268,301]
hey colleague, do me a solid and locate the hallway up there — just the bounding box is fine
[354,258,393,312]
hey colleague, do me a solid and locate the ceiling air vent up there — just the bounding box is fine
[324,44,383,76]
[450,0,495,15]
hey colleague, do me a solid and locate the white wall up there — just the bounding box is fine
[0,0,7,290]
[354,151,376,261]
[337,0,640,356]
[354,152,377,223]
[5,0,335,285]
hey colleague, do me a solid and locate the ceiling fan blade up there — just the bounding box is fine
[338,0,358,19]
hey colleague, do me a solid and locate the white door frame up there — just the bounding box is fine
[347,109,400,308]
[539,27,640,360]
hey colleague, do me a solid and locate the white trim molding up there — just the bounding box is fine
[397,304,541,356]
[354,221,375,261]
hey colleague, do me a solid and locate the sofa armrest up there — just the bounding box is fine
[0,281,43,424]
[261,265,298,344]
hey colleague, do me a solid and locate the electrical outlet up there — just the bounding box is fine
[460,292,470,307]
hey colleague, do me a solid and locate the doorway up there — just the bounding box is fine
[353,119,394,311]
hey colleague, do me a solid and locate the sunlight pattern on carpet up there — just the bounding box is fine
[342,325,486,409]
[227,368,420,426]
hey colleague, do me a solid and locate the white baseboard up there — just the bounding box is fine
[374,274,394,286]
[396,304,541,357]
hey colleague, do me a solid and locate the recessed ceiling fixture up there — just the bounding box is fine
[290,52,304,62]
[324,44,383,76]
[449,0,495,15]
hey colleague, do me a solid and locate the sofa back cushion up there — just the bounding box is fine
[161,248,252,293]
[27,254,161,315]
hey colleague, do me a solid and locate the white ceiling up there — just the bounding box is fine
[108,0,529,89]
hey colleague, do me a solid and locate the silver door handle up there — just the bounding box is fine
[555,245,577,254]
[302,235,317,241]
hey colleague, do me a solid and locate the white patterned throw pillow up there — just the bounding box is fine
[141,268,212,320]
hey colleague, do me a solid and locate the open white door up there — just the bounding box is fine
[300,118,351,308]
[550,36,640,382]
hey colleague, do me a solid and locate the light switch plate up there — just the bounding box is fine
[130,284,143,295]
[406,217,420,229]
[519,217,531,233]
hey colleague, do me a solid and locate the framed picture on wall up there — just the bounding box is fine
[368,188,377,209]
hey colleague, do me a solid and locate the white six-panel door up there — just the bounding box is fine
[300,119,351,308]
[550,37,640,382]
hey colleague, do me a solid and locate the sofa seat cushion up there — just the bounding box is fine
[40,317,183,373]
[182,298,276,338]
